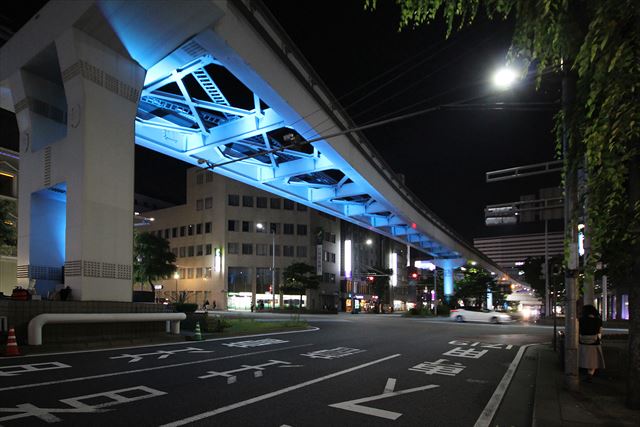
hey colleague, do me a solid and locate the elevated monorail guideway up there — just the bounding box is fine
[0,0,512,301]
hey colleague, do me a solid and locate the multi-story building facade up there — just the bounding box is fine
[144,168,340,311]
[339,220,419,312]
[0,147,19,294]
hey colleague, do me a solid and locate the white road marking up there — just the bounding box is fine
[160,354,402,427]
[198,360,290,380]
[409,359,466,377]
[222,338,288,348]
[0,344,312,392]
[474,344,535,427]
[0,386,164,423]
[109,347,212,363]
[329,378,439,420]
[0,362,70,377]
[383,378,396,393]
[301,347,364,359]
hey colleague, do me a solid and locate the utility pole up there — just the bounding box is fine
[562,69,580,391]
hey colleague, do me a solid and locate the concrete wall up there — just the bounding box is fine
[1,299,169,345]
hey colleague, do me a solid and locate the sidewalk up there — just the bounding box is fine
[495,339,638,426]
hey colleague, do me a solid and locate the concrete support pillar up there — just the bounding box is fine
[443,267,454,298]
[433,258,465,302]
[12,28,145,301]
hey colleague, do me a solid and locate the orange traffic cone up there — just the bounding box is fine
[3,327,20,357]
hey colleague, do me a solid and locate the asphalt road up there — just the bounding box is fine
[0,315,553,426]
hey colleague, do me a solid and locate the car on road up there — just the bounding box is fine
[450,307,513,324]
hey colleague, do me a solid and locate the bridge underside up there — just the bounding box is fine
[136,29,458,259]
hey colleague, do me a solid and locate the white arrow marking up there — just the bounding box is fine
[329,379,439,420]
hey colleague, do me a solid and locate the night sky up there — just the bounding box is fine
[1,1,561,242]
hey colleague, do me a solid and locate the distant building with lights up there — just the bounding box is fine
[143,168,341,311]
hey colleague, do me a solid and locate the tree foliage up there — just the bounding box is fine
[281,262,320,305]
[133,232,176,291]
[0,199,17,248]
[454,267,497,308]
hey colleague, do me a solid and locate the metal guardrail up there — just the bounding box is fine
[27,312,187,345]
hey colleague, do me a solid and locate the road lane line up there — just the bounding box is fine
[160,354,402,427]
[10,327,319,359]
[0,344,312,393]
[473,343,535,427]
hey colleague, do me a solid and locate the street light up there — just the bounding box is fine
[256,222,276,310]
[493,67,518,90]
[173,271,179,301]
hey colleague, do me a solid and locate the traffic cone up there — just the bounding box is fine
[194,322,203,341]
[3,327,20,357]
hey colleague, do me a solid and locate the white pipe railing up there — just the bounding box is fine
[28,313,187,346]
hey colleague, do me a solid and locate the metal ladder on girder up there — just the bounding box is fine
[192,68,232,120]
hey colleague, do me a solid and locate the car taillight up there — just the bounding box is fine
[451,310,458,313]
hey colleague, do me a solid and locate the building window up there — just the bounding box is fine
[195,268,203,278]
[242,243,253,255]
[188,224,194,236]
[270,198,281,209]
[196,174,204,185]
[204,267,212,278]
[242,221,252,232]
[228,194,240,206]
[179,247,186,258]
[205,222,212,233]
[323,272,336,283]
[205,197,213,209]
[270,223,281,234]
[187,268,194,279]
[296,246,307,258]
[228,266,251,293]
[297,203,307,211]
[297,224,307,236]
[283,199,294,210]
[196,199,203,211]
[172,227,178,238]
[205,244,212,255]
[283,223,294,235]
[228,220,238,231]
[324,232,335,243]
[179,268,185,278]
[256,223,266,233]
[283,245,294,257]
[180,226,186,237]
[188,246,195,257]
[164,229,170,239]
[256,267,272,293]
[205,172,213,183]
[196,245,203,256]
[257,197,267,208]
[323,251,330,262]
[196,223,202,235]
[269,245,281,257]
[227,242,239,254]
[242,195,253,207]
[256,244,269,256]
[171,248,178,257]
[331,253,336,263]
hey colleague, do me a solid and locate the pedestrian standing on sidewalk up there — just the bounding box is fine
[579,304,605,382]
